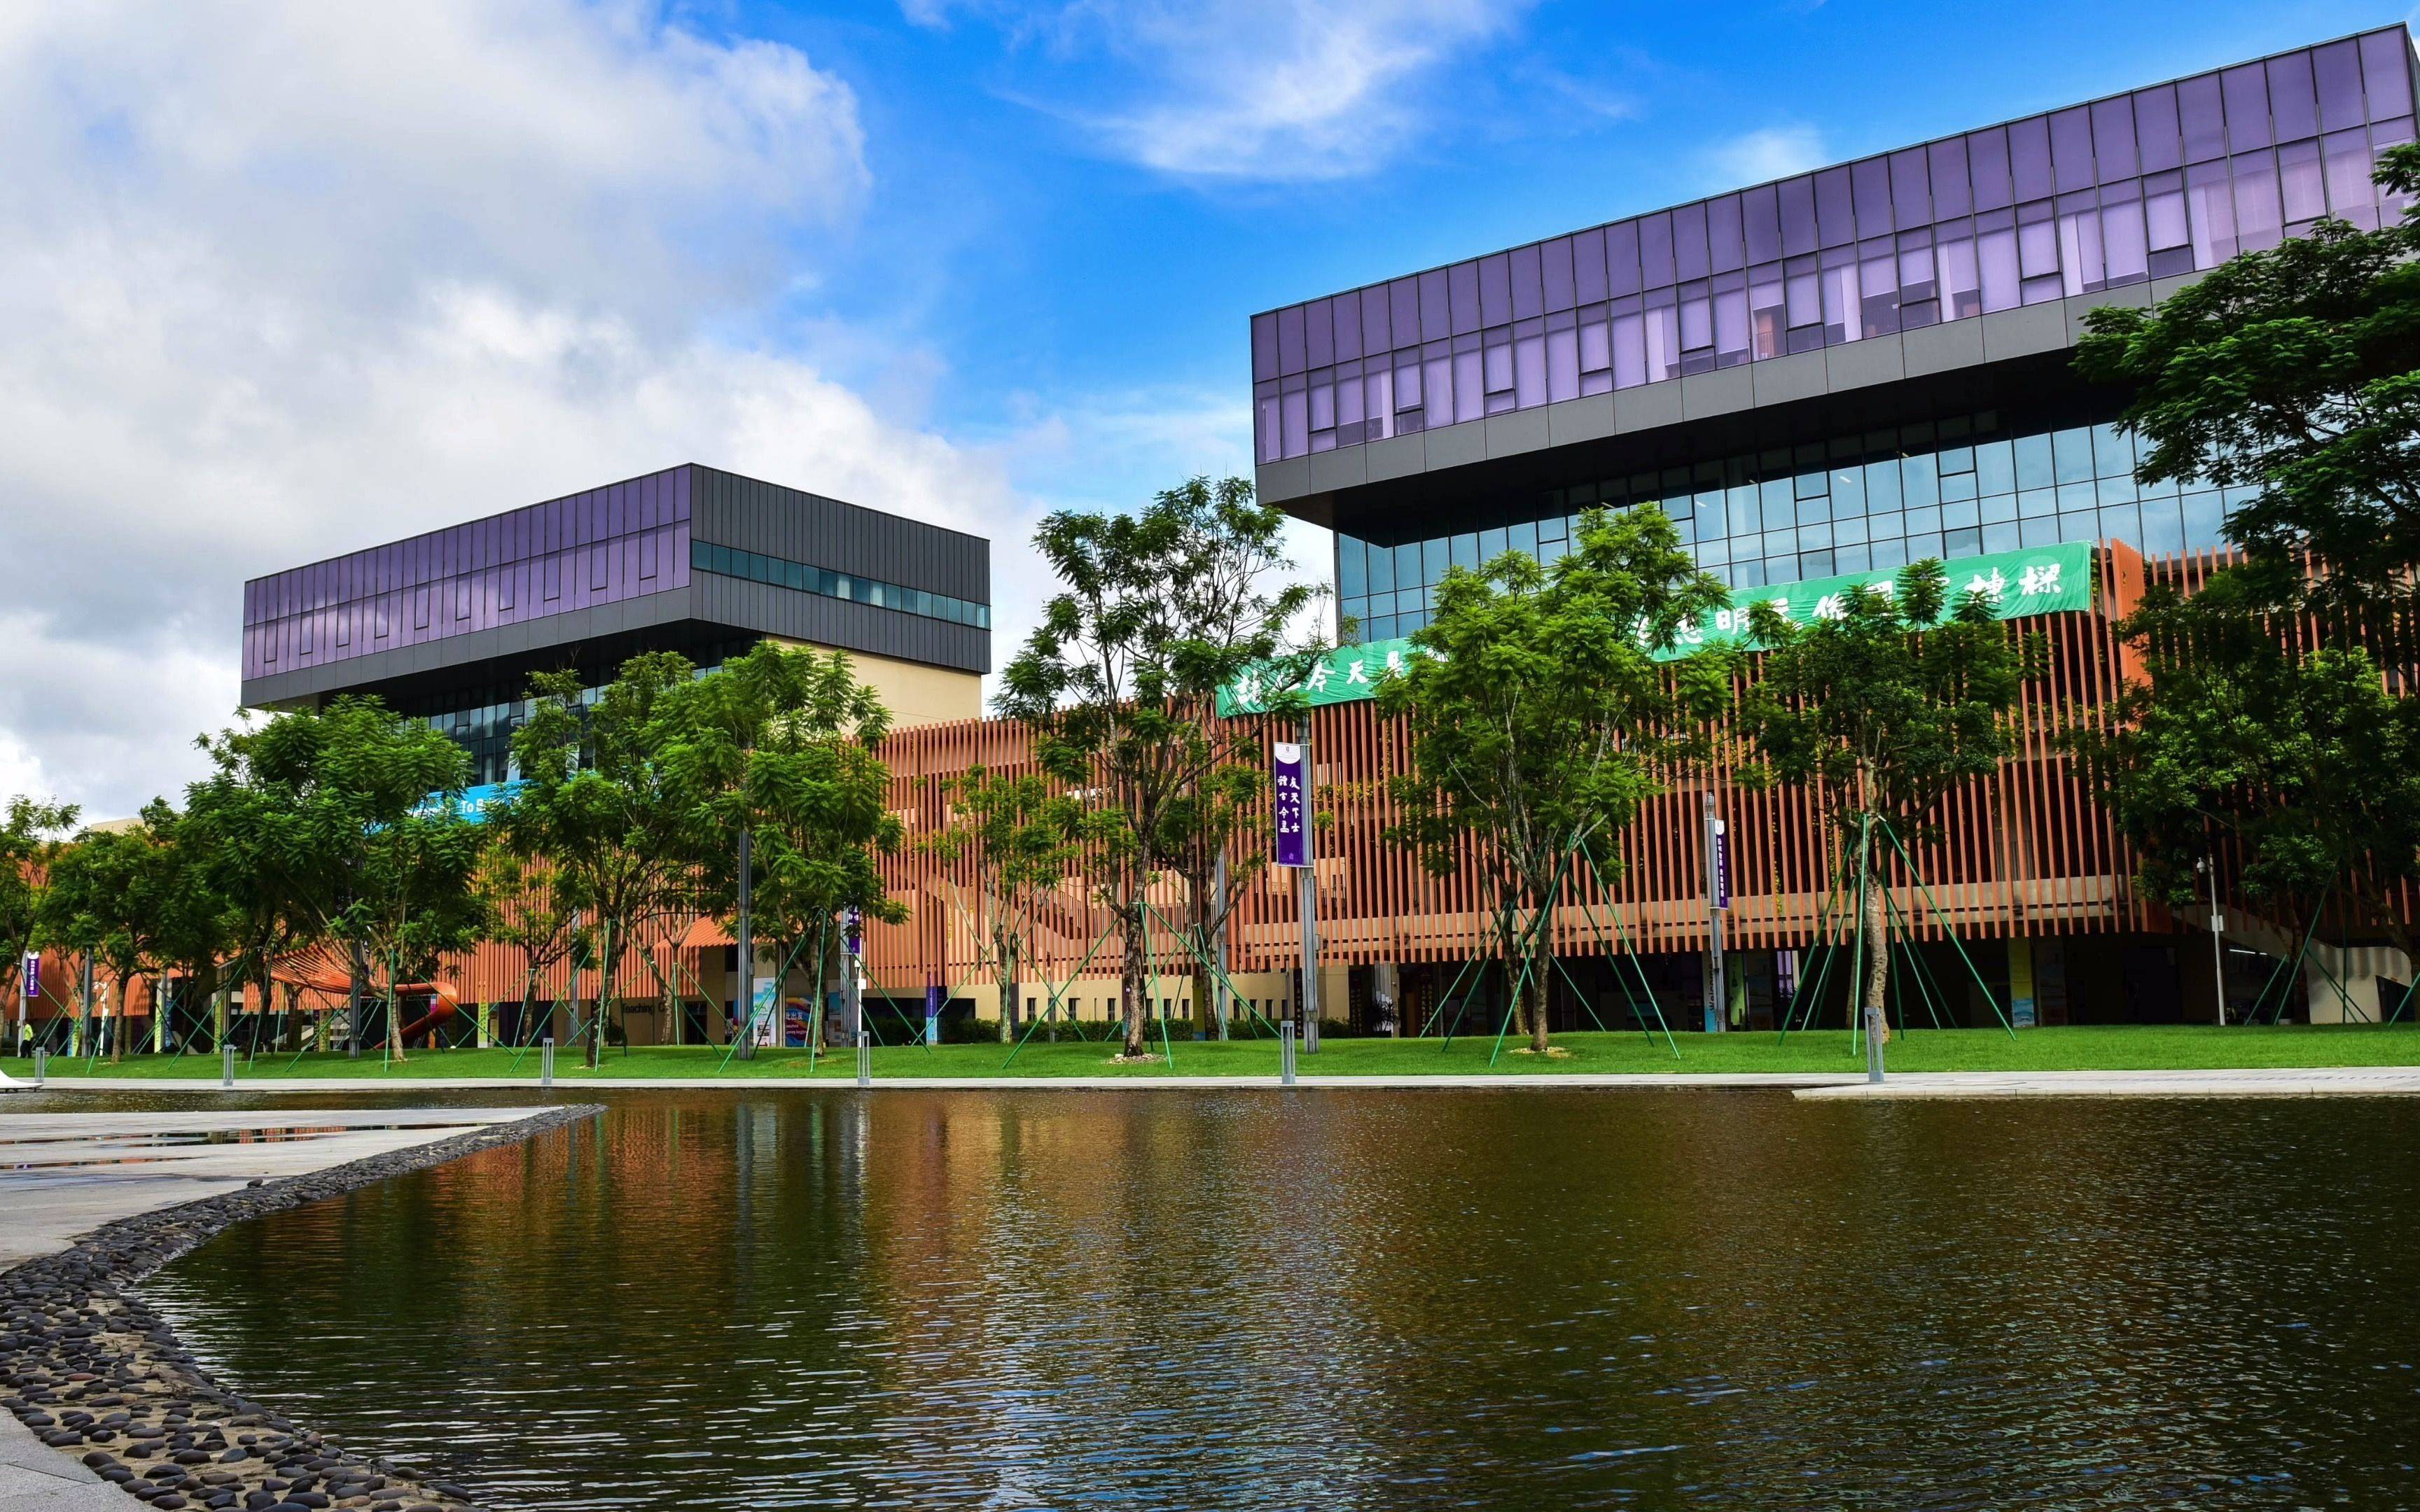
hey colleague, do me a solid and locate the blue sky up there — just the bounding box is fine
[699,0,2406,506]
[0,0,2404,813]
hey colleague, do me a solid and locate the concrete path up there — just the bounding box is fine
[1797,1066,2420,1100]
[0,1415,118,1512]
[0,1107,548,1270]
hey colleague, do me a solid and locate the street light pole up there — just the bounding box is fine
[735,829,755,1060]
[1298,714,1321,1054]
[1702,792,1728,1034]
[2202,854,2227,1026]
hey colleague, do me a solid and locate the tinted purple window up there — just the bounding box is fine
[2050,107,2095,191]
[2180,74,2226,161]
[2364,29,2414,118]
[1850,158,1890,238]
[1743,183,1782,261]
[1814,167,1854,245]
[1389,278,1420,349]
[1572,229,1607,304]
[1361,286,1391,354]
[2092,97,2140,178]
[1673,202,1709,281]
[1705,195,1745,273]
[1928,138,1972,218]
[1305,297,1334,368]
[2137,84,2184,170]
[1479,253,1512,325]
[1887,149,1929,228]
[1511,244,1544,318]
[2223,64,2271,151]
[1419,269,1450,340]
[1277,305,1306,374]
[1970,127,2014,209]
[1606,220,1643,296]
[1249,314,1277,381]
[1332,295,1361,362]
[1541,237,1576,311]
[2268,52,2318,141]
[1779,175,1818,254]
[2317,40,2365,131]
[2010,116,2054,200]
[1639,212,1676,286]
[1449,261,1482,335]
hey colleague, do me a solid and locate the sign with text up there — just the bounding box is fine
[1218,542,2095,716]
[21,953,36,1000]
[1272,741,1309,868]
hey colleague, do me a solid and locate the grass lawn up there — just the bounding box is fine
[15,1023,2420,1082]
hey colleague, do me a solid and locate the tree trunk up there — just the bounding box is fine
[1861,834,1891,1047]
[1120,902,1148,1058]
[591,918,612,1068]
[1528,953,1552,1054]
[1192,958,1215,1044]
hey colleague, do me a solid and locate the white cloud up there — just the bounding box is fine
[910,0,1532,181]
[1703,124,1830,188]
[0,1,1033,818]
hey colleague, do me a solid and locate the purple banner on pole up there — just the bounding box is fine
[1273,741,1308,868]
[1712,823,1731,911]
[20,953,36,1000]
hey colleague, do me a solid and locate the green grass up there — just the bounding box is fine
[17,1023,2420,1082]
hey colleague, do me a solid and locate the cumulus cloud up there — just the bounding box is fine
[907,0,1532,180]
[0,1,1036,817]
[1703,124,1830,188]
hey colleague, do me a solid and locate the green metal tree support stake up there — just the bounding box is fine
[1876,818,2019,1040]
[1001,918,1120,1070]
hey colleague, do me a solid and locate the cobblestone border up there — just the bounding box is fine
[1,1103,604,1511]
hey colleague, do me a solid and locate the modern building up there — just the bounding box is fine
[1250,27,2416,644]
[239,463,993,780]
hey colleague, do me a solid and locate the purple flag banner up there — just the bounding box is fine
[1712,822,1731,911]
[20,953,36,1000]
[1273,741,1308,868]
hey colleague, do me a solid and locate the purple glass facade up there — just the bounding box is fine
[1251,29,2418,465]
[240,465,693,683]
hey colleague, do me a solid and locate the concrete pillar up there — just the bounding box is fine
[2307,945,2405,1023]
[2008,937,2037,1028]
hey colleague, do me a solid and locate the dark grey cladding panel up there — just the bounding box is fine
[693,570,989,676]
[688,464,989,605]
[239,584,695,707]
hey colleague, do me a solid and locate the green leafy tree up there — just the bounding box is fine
[921,766,1080,1042]
[2070,144,2420,971]
[655,642,905,1051]
[1739,560,2037,1044]
[997,476,1321,1058]
[475,847,587,1046]
[1,798,80,1053]
[503,653,704,1066]
[1377,506,1731,1054]
[36,813,228,1058]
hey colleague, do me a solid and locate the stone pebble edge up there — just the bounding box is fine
[1,1101,606,1510]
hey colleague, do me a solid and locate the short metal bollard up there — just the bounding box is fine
[541,1037,555,1088]
[32,1048,46,1088]
[855,1030,871,1088]
[1280,1021,1297,1086]
[221,1043,235,1089]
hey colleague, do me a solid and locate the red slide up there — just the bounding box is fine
[388,985,462,1048]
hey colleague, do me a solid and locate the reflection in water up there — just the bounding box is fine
[133,1090,2420,1508]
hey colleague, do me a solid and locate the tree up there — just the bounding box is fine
[1738,559,2036,1045]
[36,814,225,1058]
[997,476,1321,1058]
[2070,144,2420,981]
[1,797,79,1053]
[1377,506,1732,1054]
[503,653,704,1067]
[2074,143,2420,621]
[654,642,905,1051]
[921,766,1079,1042]
[188,697,484,1058]
[475,846,587,1047]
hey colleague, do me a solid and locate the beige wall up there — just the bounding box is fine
[770,638,982,729]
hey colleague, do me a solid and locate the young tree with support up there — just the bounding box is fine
[503,653,706,1067]
[1,797,78,1055]
[2069,144,2420,995]
[921,766,1079,1043]
[36,813,218,1058]
[1739,559,2037,1051]
[998,475,1323,1060]
[1377,505,1732,1056]
[653,642,905,1055]
[475,846,587,1047]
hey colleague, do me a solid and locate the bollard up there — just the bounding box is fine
[32,1048,46,1088]
[1280,1021,1297,1086]
[221,1043,235,1090]
[541,1037,555,1088]
[856,1030,870,1088]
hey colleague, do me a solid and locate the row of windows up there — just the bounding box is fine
[1334,413,2242,640]
[691,541,991,629]
[1254,31,2417,461]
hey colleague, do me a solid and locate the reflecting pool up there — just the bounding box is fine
[126,1089,2420,1508]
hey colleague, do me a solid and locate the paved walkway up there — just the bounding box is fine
[1796,1066,2420,1099]
[0,1107,548,1268]
[0,1415,118,1512]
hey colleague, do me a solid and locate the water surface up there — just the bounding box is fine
[125,1088,2420,1508]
